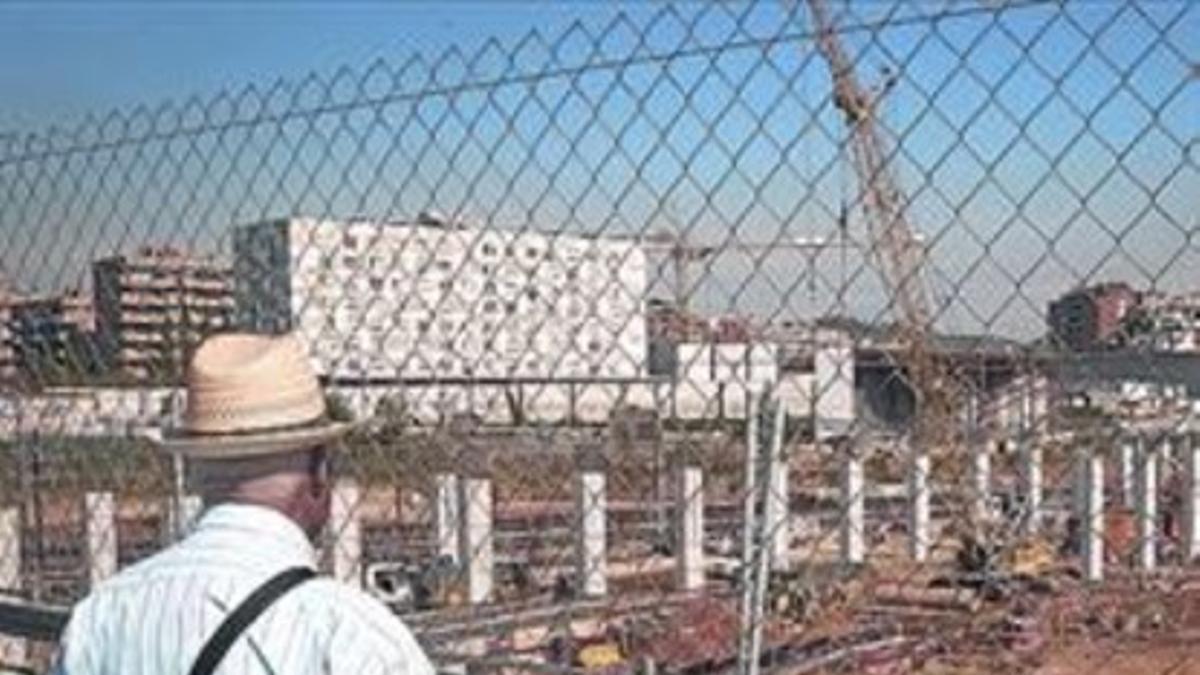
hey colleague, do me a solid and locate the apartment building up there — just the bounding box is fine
[6,289,95,380]
[1047,282,1139,351]
[233,216,648,381]
[1130,291,1200,353]
[0,279,17,381]
[92,246,233,381]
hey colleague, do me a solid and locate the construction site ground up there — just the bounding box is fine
[914,636,1200,675]
[1036,640,1200,675]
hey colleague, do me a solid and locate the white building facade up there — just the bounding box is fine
[233,217,648,382]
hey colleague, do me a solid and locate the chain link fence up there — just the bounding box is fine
[1,0,1198,672]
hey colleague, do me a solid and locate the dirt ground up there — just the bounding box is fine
[1034,640,1200,675]
[912,632,1200,675]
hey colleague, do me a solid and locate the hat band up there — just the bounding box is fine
[170,414,335,440]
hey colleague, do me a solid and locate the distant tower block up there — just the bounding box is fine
[85,491,117,588]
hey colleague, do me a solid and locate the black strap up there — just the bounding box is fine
[188,567,316,675]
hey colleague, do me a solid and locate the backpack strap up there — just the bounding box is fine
[188,567,317,675]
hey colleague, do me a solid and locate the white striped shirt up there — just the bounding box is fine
[52,503,435,675]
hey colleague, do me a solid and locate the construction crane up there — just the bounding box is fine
[641,229,717,324]
[804,0,960,446]
[639,228,866,343]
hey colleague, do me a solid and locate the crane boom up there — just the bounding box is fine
[805,0,957,444]
[806,0,931,330]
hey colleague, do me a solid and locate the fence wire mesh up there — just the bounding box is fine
[0,0,1198,672]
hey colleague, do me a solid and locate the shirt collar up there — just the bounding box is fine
[192,503,318,569]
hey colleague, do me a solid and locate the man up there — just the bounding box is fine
[53,333,435,675]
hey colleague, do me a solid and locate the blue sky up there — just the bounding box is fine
[0,1,1196,339]
[0,2,630,131]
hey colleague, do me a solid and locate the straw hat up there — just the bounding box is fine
[146,332,350,459]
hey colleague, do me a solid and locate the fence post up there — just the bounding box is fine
[576,444,607,598]
[0,505,25,664]
[840,438,865,566]
[330,478,362,588]
[1137,432,1160,572]
[1183,430,1200,562]
[85,491,117,587]
[908,440,930,562]
[1081,446,1104,582]
[764,396,789,571]
[459,475,494,605]
[676,462,704,591]
[435,472,460,562]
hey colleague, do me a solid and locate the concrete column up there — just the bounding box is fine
[1113,437,1132,504]
[576,466,607,598]
[970,436,992,524]
[814,330,855,441]
[763,399,789,570]
[1183,432,1200,562]
[85,491,117,587]
[0,506,25,664]
[908,444,930,562]
[676,464,705,591]
[459,476,494,604]
[1019,435,1043,536]
[839,440,865,565]
[180,494,204,534]
[0,506,21,592]
[434,472,460,562]
[330,479,363,587]
[739,389,760,613]
[965,389,990,525]
[1081,448,1105,582]
[1163,434,1176,478]
[171,453,203,538]
[1137,435,1159,571]
[1071,447,1089,528]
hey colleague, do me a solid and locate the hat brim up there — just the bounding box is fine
[143,421,353,459]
